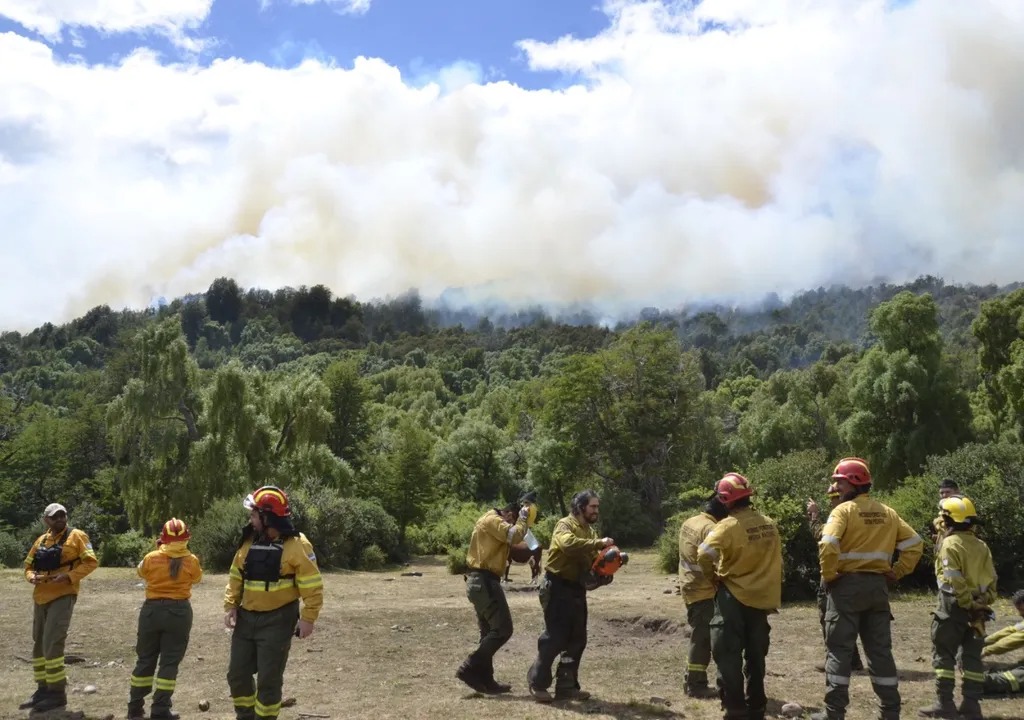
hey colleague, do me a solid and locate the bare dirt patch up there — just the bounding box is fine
[1,552,1023,720]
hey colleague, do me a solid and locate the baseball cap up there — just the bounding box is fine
[43,503,67,517]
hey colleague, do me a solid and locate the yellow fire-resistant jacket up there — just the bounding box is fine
[24,528,98,605]
[678,512,718,604]
[819,494,922,584]
[544,514,603,583]
[697,506,782,611]
[138,543,203,601]
[224,533,324,623]
[983,619,1024,657]
[465,509,528,576]
[934,531,996,611]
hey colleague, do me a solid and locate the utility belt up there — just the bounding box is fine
[465,568,501,582]
[144,598,190,605]
[544,570,586,594]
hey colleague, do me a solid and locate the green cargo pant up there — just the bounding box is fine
[931,594,985,703]
[465,570,514,680]
[129,599,193,717]
[685,598,714,690]
[710,585,771,720]
[817,581,863,669]
[227,601,300,720]
[823,573,900,720]
[32,594,77,693]
[527,572,588,696]
[984,665,1024,695]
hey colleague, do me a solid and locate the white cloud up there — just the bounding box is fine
[1,0,1024,331]
[0,0,214,47]
[283,0,371,16]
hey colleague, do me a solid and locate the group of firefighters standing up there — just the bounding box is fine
[18,458,1024,719]
[678,459,1024,720]
[21,485,324,720]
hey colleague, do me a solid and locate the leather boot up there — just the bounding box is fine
[19,684,47,710]
[33,687,68,713]
[958,698,984,720]
[918,699,958,719]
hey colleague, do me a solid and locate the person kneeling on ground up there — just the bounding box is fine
[980,589,1024,696]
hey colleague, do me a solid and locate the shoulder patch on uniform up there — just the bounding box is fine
[85,542,93,550]
[941,557,949,566]
[307,553,316,561]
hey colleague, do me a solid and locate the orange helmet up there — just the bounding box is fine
[159,518,190,545]
[592,545,628,577]
[714,473,753,505]
[244,486,291,517]
[826,482,841,498]
[832,457,871,486]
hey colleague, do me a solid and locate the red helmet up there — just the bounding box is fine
[159,518,190,545]
[832,458,871,486]
[245,486,291,517]
[714,473,753,505]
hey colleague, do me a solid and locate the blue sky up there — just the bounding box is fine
[0,0,610,89]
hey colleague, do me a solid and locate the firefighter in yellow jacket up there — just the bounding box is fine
[678,495,728,699]
[129,518,203,719]
[21,502,98,713]
[456,498,530,694]
[527,489,614,703]
[225,486,324,720]
[811,458,923,720]
[920,496,996,720]
[981,589,1024,696]
[697,473,783,720]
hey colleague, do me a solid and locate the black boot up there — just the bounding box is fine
[19,684,47,710]
[33,687,68,713]
[456,659,491,694]
[480,657,511,694]
[554,662,590,701]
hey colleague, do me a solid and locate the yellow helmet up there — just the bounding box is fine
[939,496,977,524]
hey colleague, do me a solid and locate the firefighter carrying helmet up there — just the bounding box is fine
[832,457,871,486]
[244,485,291,517]
[939,496,977,524]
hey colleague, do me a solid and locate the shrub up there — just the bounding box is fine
[446,543,469,575]
[655,512,686,575]
[290,485,399,570]
[0,530,22,568]
[359,544,386,571]
[404,500,491,555]
[100,531,154,567]
[190,497,250,572]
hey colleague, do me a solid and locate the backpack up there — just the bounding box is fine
[32,527,76,573]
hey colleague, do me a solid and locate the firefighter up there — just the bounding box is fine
[20,502,98,713]
[225,486,324,720]
[919,496,996,720]
[808,483,863,673]
[677,494,728,699]
[526,489,614,703]
[930,479,962,547]
[456,498,530,694]
[811,457,924,720]
[128,518,204,720]
[697,472,783,720]
[981,589,1024,696]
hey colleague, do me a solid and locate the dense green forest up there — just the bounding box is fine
[4,275,1024,600]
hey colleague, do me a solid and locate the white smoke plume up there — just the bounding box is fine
[1,0,1023,331]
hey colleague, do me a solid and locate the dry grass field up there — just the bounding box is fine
[2,551,1023,720]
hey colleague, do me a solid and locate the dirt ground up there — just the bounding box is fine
[2,551,1023,720]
